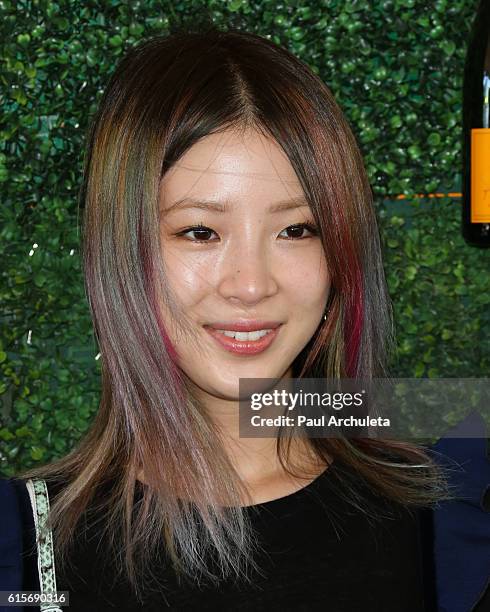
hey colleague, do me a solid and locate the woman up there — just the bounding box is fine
[0,27,467,611]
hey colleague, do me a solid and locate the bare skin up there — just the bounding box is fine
[139,127,332,505]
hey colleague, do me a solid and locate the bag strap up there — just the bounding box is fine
[25,478,64,612]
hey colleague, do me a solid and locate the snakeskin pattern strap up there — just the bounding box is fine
[25,478,64,612]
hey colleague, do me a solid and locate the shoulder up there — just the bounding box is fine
[429,410,489,510]
[0,476,31,546]
[0,477,32,591]
[428,411,490,611]
[0,476,66,597]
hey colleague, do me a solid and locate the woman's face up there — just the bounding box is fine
[159,128,330,400]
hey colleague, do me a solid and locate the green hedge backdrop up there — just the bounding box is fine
[1,0,488,477]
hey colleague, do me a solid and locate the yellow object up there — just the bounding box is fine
[471,128,490,223]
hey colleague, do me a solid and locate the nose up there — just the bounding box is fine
[216,238,278,307]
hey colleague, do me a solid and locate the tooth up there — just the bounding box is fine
[235,331,250,341]
[216,329,272,340]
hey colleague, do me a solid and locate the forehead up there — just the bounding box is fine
[160,128,303,204]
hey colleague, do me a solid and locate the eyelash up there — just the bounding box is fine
[175,222,319,243]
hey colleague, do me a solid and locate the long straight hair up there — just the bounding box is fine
[18,27,452,601]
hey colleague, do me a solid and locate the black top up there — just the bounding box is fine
[11,460,430,611]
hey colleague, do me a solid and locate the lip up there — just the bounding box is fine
[204,325,282,355]
[204,320,282,332]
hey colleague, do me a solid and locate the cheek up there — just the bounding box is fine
[162,242,330,309]
[163,248,213,305]
[281,253,330,308]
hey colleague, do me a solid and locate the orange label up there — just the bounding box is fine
[471,128,490,223]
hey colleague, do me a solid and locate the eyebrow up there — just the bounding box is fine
[160,195,310,216]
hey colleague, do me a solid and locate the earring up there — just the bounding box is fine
[323,307,329,321]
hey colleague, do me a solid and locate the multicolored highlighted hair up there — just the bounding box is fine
[18,27,451,600]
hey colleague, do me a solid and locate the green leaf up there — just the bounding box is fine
[30,446,45,461]
[0,428,15,441]
[15,425,32,438]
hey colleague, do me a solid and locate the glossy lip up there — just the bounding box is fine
[204,325,282,355]
[204,320,282,332]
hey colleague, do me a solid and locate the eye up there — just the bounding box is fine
[279,222,319,240]
[175,221,319,243]
[175,222,219,243]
